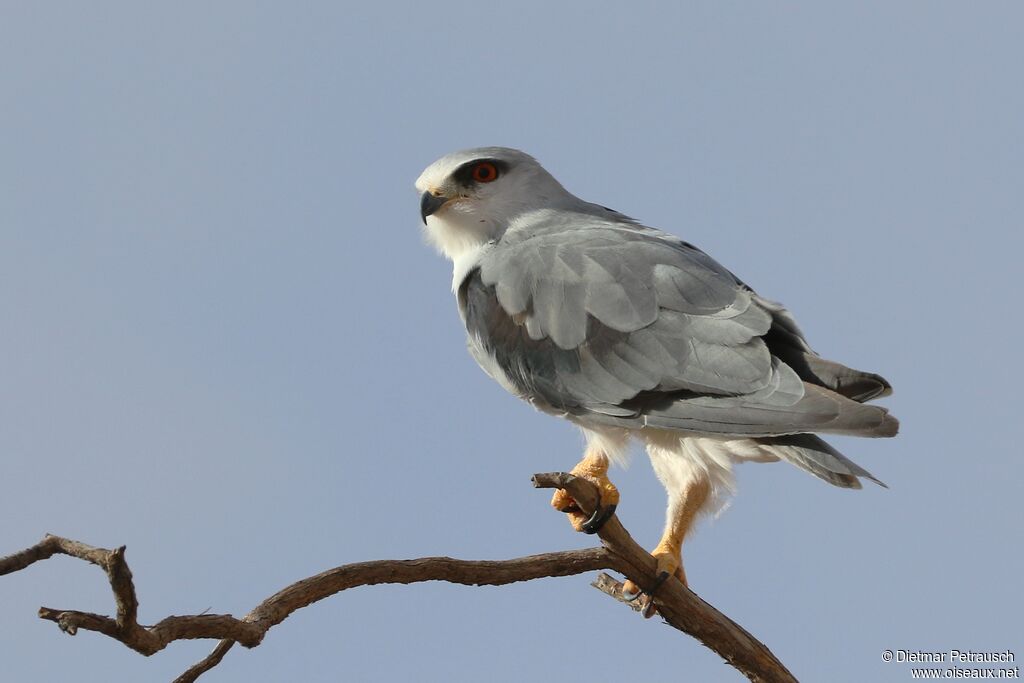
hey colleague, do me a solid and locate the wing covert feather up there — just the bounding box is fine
[462,212,897,438]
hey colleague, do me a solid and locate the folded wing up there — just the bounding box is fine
[460,211,897,439]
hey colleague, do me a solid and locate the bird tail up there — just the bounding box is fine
[758,433,887,489]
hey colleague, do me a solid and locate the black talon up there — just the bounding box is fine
[580,502,616,534]
[640,571,671,619]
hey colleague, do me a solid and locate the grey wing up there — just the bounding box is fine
[462,213,897,438]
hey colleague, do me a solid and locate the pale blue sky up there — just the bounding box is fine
[2,3,1021,682]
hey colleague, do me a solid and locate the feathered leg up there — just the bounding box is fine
[652,475,710,584]
[622,441,713,615]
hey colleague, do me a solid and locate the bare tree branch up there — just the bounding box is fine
[1,473,798,683]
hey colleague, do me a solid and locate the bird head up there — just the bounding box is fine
[415,147,575,260]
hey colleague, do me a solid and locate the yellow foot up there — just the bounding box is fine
[549,459,620,534]
[622,546,686,618]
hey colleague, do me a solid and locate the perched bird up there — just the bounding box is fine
[416,147,897,606]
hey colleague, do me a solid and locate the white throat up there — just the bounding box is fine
[423,213,493,264]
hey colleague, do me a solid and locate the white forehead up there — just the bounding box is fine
[415,146,539,192]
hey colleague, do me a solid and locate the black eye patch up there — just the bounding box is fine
[452,158,510,187]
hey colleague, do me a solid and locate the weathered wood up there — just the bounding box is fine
[1,474,798,682]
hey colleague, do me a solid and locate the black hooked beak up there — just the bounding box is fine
[420,191,450,224]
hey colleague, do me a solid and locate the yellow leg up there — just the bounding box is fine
[623,476,710,614]
[550,446,620,533]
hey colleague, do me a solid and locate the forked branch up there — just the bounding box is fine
[0,473,797,683]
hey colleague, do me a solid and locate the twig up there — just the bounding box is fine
[173,640,235,683]
[591,571,645,613]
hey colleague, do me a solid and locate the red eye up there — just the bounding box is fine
[471,161,499,183]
